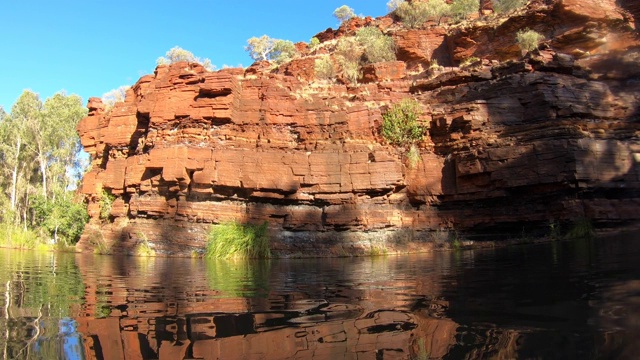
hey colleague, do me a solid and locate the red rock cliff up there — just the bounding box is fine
[76,0,640,255]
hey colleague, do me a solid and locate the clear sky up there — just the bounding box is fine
[0,1,390,111]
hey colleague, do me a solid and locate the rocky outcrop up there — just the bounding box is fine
[76,0,640,256]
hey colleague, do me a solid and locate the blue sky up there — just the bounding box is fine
[0,1,389,111]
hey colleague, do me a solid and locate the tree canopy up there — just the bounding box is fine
[245,35,298,64]
[334,5,356,23]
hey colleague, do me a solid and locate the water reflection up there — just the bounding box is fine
[205,259,271,298]
[0,250,85,359]
[1,233,639,359]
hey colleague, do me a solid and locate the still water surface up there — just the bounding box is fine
[1,233,639,359]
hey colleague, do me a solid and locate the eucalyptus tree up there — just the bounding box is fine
[40,93,87,196]
[5,91,40,215]
[1,91,87,237]
[245,36,297,64]
[334,5,356,23]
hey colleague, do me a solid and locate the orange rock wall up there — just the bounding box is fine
[76,0,640,255]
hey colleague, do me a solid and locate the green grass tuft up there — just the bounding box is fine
[88,230,112,255]
[566,217,595,239]
[135,232,155,257]
[0,223,39,249]
[136,240,155,257]
[206,221,271,259]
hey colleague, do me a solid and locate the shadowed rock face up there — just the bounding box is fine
[76,0,640,256]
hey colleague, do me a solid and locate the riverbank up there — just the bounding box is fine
[6,221,637,258]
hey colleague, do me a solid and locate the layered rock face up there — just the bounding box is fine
[77,0,640,255]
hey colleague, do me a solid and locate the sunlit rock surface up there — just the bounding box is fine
[76,0,640,255]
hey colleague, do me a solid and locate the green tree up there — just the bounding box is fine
[7,91,40,215]
[356,27,396,63]
[333,5,356,24]
[271,39,297,65]
[0,107,11,221]
[156,46,215,71]
[246,35,276,62]
[0,91,88,247]
[40,93,87,196]
[245,35,298,64]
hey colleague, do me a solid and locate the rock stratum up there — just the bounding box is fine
[76,0,640,256]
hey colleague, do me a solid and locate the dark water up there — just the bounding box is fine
[1,233,639,359]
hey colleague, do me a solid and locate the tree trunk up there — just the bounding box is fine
[38,150,47,198]
[10,137,21,211]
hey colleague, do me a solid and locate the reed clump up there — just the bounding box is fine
[206,221,270,259]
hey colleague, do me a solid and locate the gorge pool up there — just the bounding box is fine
[1,232,639,359]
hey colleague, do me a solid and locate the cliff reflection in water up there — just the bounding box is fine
[72,253,456,359]
[1,234,640,359]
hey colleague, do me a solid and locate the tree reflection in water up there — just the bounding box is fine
[1,250,85,359]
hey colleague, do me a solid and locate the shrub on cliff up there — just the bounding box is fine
[396,0,436,29]
[382,99,425,147]
[335,37,364,84]
[101,85,130,109]
[331,29,395,83]
[395,0,450,28]
[309,37,321,50]
[157,46,215,71]
[334,5,356,24]
[206,221,270,259]
[314,55,336,81]
[356,27,396,63]
[394,1,429,28]
[516,28,545,52]
[492,0,528,14]
[99,189,115,221]
[450,0,480,22]
[245,35,298,65]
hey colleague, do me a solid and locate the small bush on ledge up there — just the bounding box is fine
[314,55,336,81]
[99,189,116,222]
[516,28,545,53]
[492,0,528,14]
[206,221,270,259]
